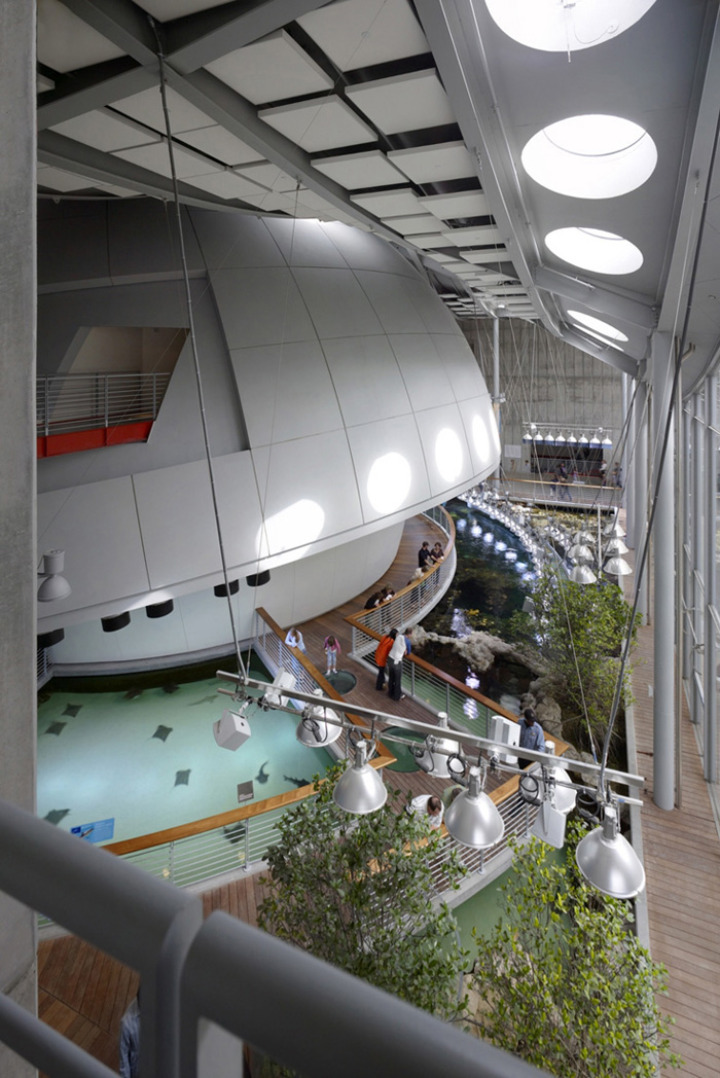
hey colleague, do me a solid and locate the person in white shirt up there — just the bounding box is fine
[387,628,407,700]
[409,794,444,829]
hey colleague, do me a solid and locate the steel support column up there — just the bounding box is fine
[651,331,676,810]
[682,402,693,681]
[704,376,718,781]
[692,390,706,726]
[633,377,649,622]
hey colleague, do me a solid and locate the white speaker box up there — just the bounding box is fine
[213,709,252,751]
[490,714,520,766]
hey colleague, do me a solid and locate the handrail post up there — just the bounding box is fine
[103,373,109,429]
[243,819,250,872]
[153,372,158,418]
[44,377,49,437]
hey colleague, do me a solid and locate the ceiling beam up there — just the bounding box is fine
[562,328,639,379]
[165,0,332,74]
[59,0,159,67]
[37,62,156,129]
[533,267,657,332]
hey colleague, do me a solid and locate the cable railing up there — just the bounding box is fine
[36,371,171,437]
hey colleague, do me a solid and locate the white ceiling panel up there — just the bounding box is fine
[419,191,489,220]
[351,189,422,217]
[112,86,215,135]
[461,247,509,264]
[137,0,228,17]
[51,110,159,153]
[346,70,454,136]
[38,0,124,72]
[114,142,220,179]
[441,225,503,247]
[205,30,334,105]
[383,214,441,236]
[259,97,376,152]
[297,0,429,72]
[178,126,264,166]
[184,171,269,200]
[312,150,406,188]
[387,141,476,184]
[37,166,101,192]
[408,233,452,250]
[235,162,298,191]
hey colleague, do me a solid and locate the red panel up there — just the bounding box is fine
[37,422,153,458]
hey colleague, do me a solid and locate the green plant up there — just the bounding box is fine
[514,566,641,756]
[470,825,680,1078]
[258,764,468,1021]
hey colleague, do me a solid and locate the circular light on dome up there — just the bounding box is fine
[484,0,658,53]
[367,452,412,513]
[472,415,492,464]
[259,499,325,558]
[545,228,643,275]
[435,428,464,482]
[522,115,657,199]
[567,309,629,342]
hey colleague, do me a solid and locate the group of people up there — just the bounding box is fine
[285,626,342,677]
[418,540,444,569]
[363,584,395,610]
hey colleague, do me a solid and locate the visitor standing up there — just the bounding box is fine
[119,992,140,1078]
[418,541,433,569]
[518,707,546,769]
[323,635,341,675]
[374,628,396,691]
[387,628,407,701]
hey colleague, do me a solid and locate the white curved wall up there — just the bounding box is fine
[37,204,498,648]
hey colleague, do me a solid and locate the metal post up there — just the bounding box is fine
[704,375,718,782]
[651,332,676,810]
[625,373,635,541]
[243,820,251,873]
[633,376,649,622]
[682,402,693,681]
[692,390,705,727]
[492,316,502,480]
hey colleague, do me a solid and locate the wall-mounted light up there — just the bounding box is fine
[37,550,71,602]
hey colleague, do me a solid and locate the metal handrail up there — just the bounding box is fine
[0,797,549,1078]
[36,371,171,436]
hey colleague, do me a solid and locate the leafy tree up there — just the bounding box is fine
[510,566,640,756]
[470,825,680,1078]
[258,765,468,1020]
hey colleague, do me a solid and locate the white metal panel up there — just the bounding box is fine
[292,267,384,338]
[189,210,285,270]
[346,70,455,135]
[388,333,455,411]
[387,141,477,183]
[353,271,430,334]
[210,267,317,347]
[345,415,432,523]
[263,218,349,267]
[458,396,501,474]
[298,0,429,71]
[114,142,220,180]
[259,97,376,152]
[419,191,490,219]
[312,150,407,189]
[184,171,268,200]
[178,126,265,166]
[351,188,422,218]
[51,110,159,152]
[320,220,419,275]
[432,333,487,400]
[414,403,474,496]
[37,477,150,611]
[229,340,344,448]
[38,0,124,71]
[322,335,412,426]
[441,225,504,247]
[205,31,334,104]
[111,86,215,135]
[383,214,441,236]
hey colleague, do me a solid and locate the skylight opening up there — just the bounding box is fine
[545,227,643,275]
[522,115,657,198]
[484,0,659,53]
[567,309,629,342]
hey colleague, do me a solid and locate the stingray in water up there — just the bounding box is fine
[152,725,173,742]
[62,704,81,717]
[283,775,311,789]
[189,694,218,706]
[255,761,270,784]
[45,722,67,736]
[174,769,191,787]
[44,809,70,825]
[222,822,247,845]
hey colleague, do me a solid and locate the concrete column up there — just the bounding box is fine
[651,332,676,810]
[632,377,649,622]
[0,3,37,1074]
[692,391,706,725]
[704,376,717,781]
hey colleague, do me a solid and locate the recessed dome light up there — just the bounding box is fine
[259,499,325,558]
[484,0,658,53]
[545,227,643,275]
[522,115,657,199]
[367,452,412,513]
[435,428,464,482]
[567,309,629,342]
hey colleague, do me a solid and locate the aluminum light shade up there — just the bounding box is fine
[603,555,632,576]
[296,702,343,747]
[333,740,387,815]
[604,537,629,556]
[569,562,597,584]
[575,806,646,899]
[37,549,72,602]
[444,769,505,850]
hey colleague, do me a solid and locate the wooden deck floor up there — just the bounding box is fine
[37,510,720,1077]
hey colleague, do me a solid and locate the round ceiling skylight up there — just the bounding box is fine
[484,0,658,53]
[545,228,643,275]
[522,115,657,199]
[567,309,629,342]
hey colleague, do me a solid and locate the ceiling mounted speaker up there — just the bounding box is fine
[246,570,271,587]
[146,599,174,618]
[101,611,131,633]
[214,580,239,597]
[38,628,65,649]
[213,709,252,751]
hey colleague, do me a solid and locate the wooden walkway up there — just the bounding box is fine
[630,595,720,1076]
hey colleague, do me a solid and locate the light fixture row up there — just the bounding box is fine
[522,423,612,447]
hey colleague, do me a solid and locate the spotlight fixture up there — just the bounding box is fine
[214,580,239,597]
[444,765,505,850]
[246,570,271,587]
[37,550,72,602]
[569,562,598,585]
[332,739,387,815]
[261,669,296,709]
[297,690,343,747]
[555,432,566,445]
[101,611,131,633]
[213,706,252,751]
[578,433,589,446]
[575,804,645,899]
[411,713,461,777]
[146,599,174,618]
[567,433,578,445]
